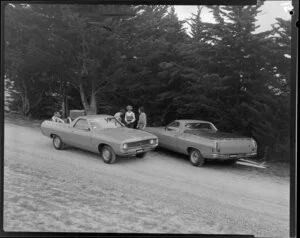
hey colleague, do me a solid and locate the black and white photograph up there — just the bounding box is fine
[1,0,297,237]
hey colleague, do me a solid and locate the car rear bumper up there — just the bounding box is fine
[208,152,257,160]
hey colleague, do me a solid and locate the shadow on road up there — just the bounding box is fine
[60,146,263,170]
[61,146,152,165]
[155,147,235,166]
[152,147,282,176]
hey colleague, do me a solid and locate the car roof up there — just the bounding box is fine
[175,119,212,124]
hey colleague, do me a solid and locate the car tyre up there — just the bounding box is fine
[136,152,146,158]
[53,135,64,150]
[101,145,116,164]
[189,149,205,167]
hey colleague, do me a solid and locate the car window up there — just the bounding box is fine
[185,123,214,130]
[89,117,124,129]
[166,121,180,132]
[74,119,90,130]
[167,121,180,128]
[90,121,102,130]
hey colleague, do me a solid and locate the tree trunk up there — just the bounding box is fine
[60,79,66,118]
[62,97,66,118]
[87,91,97,115]
[30,90,45,111]
[262,146,269,162]
[79,84,97,115]
[20,78,30,116]
[22,97,30,116]
[65,95,69,117]
[79,84,89,110]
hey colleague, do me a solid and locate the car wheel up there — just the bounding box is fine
[101,145,116,164]
[53,135,64,150]
[189,149,205,167]
[136,152,146,158]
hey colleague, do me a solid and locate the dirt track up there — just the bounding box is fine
[3,120,290,236]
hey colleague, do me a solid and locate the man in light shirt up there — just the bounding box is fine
[125,105,136,128]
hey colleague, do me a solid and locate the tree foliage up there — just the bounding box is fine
[4,3,292,161]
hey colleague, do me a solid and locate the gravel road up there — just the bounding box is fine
[3,120,290,236]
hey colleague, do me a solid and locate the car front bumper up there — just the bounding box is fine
[118,144,158,156]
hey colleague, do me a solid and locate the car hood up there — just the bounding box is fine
[93,127,156,142]
[185,130,251,140]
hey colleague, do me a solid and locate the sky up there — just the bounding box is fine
[174,1,292,33]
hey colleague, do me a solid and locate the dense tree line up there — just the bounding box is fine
[4,3,291,161]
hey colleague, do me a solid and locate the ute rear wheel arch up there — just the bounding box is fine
[101,145,117,164]
[188,148,205,167]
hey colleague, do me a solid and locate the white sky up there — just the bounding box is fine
[174,1,292,33]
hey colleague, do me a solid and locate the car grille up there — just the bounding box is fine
[127,140,151,148]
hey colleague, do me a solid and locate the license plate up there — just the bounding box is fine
[230,155,237,158]
[136,149,144,154]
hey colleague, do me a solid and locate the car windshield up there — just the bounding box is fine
[185,122,216,131]
[90,117,124,129]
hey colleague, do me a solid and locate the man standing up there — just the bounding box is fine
[137,107,147,130]
[125,105,136,128]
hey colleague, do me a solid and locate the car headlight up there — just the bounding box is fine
[123,143,128,149]
[150,139,158,145]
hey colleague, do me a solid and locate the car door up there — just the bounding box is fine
[159,121,180,151]
[69,119,92,151]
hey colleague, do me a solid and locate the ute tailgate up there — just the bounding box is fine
[218,138,254,154]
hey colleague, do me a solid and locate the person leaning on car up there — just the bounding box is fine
[51,111,64,123]
[125,105,136,128]
[137,106,147,130]
[114,109,125,124]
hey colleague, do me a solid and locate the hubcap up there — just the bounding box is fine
[54,137,61,148]
[191,151,200,163]
[103,149,111,161]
